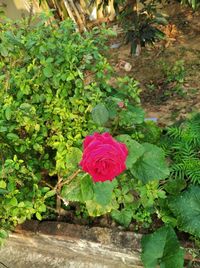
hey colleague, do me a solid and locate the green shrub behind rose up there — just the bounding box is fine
[0,15,114,235]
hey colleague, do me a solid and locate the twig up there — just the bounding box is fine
[56,175,62,217]
[0,262,9,268]
[112,115,119,135]
[46,205,57,212]
[41,169,81,218]
[59,169,81,187]
[41,180,54,190]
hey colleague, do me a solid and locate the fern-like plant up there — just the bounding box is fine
[163,113,200,184]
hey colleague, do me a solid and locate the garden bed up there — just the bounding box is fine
[1,2,200,268]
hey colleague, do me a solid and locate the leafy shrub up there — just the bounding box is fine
[0,15,114,237]
[161,60,186,97]
[139,114,200,267]
[0,14,169,241]
[61,90,170,222]
[143,60,186,104]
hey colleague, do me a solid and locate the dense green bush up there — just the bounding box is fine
[0,14,170,240]
[0,15,113,238]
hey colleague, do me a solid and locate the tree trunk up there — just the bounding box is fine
[107,0,115,21]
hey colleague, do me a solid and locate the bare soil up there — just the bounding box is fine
[107,2,200,126]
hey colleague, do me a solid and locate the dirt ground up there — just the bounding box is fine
[107,2,200,126]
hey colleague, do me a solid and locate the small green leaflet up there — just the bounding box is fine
[0,180,6,189]
[36,212,42,221]
[5,107,12,121]
[111,208,132,227]
[92,103,109,126]
[43,65,53,78]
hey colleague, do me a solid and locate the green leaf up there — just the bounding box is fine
[5,107,12,120]
[0,189,8,195]
[93,180,115,206]
[43,65,53,78]
[65,147,82,169]
[18,202,25,208]
[119,106,145,126]
[9,197,18,207]
[38,204,46,213]
[141,226,184,268]
[0,126,7,132]
[44,190,56,199]
[80,175,94,201]
[92,103,109,126]
[6,133,19,141]
[105,97,119,119]
[0,180,6,189]
[111,209,132,227]
[153,16,168,26]
[85,199,118,217]
[36,212,42,221]
[0,229,8,239]
[0,46,8,57]
[165,178,186,195]
[169,186,200,237]
[61,178,83,202]
[116,135,144,169]
[131,143,169,183]
[19,103,32,111]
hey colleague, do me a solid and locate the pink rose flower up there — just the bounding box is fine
[80,132,128,182]
[117,101,125,108]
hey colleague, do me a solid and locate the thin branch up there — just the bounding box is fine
[59,169,81,187]
[41,180,54,189]
[0,262,9,268]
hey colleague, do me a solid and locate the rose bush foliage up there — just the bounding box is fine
[0,14,170,231]
[0,15,114,237]
[0,14,159,233]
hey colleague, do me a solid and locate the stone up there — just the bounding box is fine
[0,221,143,268]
